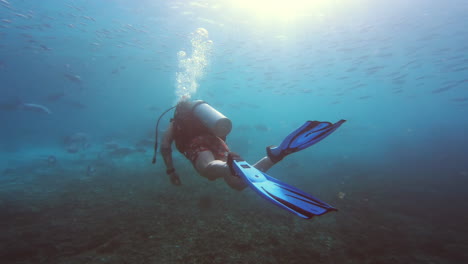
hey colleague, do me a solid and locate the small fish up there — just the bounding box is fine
[20,103,52,114]
[63,73,82,84]
[431,84,456,94]
[451,66,468,72]
[14,13,29,19]
[105,142,120,150]
[86,165,96,176]
[451,98,468,102]
[46,92,65,102]
[147,105,160,112]
[40,44,52,51]
[67,100,86,109]
[254,124,270,132]
[47,155,57,166]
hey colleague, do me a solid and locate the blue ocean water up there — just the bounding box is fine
[1,0,467,263]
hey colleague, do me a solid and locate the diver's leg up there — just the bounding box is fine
[195,151,247,190]
[207,160,247,191]
[194,151,218,180]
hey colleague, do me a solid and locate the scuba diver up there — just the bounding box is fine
[153,98,346,219]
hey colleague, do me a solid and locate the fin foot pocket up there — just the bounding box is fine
[227,152,243,176]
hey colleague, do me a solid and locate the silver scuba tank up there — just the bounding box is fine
[191,100,232,138]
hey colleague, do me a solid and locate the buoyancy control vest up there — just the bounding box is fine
[152,99,232,164]
[172,100,232,154]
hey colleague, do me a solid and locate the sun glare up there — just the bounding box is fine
[227,0,321,22]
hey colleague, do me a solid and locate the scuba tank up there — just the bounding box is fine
[152,99,231,164]
[190,100,232,138]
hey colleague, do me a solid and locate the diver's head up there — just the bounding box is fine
[176,98,191,110]
[175,98,193,119]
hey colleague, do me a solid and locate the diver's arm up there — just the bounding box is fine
[160,122,175,170]
[160,122,181,185]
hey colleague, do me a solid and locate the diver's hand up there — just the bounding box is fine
[169,171,182,186]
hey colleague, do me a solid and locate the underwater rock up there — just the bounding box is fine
[64,132,88,145]
[105,142,120,150]
[66,145,79,153]
[135,147,146,153]
[108,147,134,158]
[64,132,89,153]
[2,167,14,175]
[135,138,153,149]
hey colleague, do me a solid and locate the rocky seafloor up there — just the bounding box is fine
[1,153,467,264]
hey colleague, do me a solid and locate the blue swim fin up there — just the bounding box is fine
[267,120,346,163]
[230,157,337,219]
